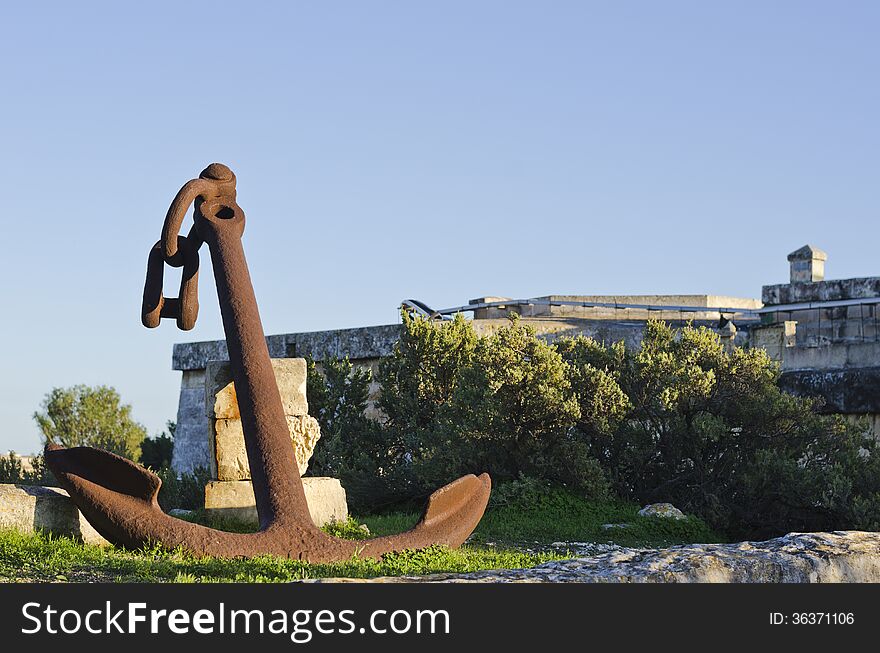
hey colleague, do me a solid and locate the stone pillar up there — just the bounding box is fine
[717,320,737,353]
[171,369,210,474]
[788,245,827,284]
[202,358,348,526]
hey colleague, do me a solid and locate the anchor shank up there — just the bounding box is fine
[199,212,312,531]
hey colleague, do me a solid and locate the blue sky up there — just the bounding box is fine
[1,1,877,454]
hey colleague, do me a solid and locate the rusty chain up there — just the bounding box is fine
[141,163,240,331]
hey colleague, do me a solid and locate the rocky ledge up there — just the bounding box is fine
[311,531,880,583]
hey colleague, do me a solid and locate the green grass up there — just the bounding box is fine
[179,491,722,550]
[0,527,561,583]
[0,492,721,582]
[475,499,721,548]
[363,495,722,549]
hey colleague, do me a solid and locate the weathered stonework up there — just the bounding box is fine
[202,358,319,480]
[0,484,108,546]
[787,245,827,284]
[750,322,797,362]
[173,326,402,372]
[171,370,210,474]
[211,415,321,479]
[307,531,880,583]
[206,358,308,419]
[763,276,880,306]
[778,366,880,414]
[204,478,347,527]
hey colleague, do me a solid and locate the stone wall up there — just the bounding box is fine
[757,250,880,437]
[762,276,880,306]
[761,276,880,346]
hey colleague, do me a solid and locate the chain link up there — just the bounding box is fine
[141,163,237,330]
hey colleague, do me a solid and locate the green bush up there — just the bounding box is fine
[156,466,210,511]
[33,385,146,460]
[306,313,880,539]
[559,321,880,538]
[307,357,399,512]
[0,453,54,486]
[375,313,607,503]
[140,421,175,470]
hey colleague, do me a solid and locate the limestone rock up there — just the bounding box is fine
[0,484,108,546]
[206,358,308,419]
[306,531,880,583]
[204,478,347,527]
[638,503,686,520]
[288,414,322,476]
[211,414,321,480]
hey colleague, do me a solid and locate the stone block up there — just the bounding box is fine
[181,368,206,390]
[0,484,108,546]
[750,324,787,362]
[211,414,321,480]
[206,358,308,418]
[204,478,347,527]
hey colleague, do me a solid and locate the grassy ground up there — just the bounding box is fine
[364,497,721,549]
[0,528,562,583]
[0,493,722,583]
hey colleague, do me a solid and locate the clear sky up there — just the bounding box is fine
[1,1,877,454]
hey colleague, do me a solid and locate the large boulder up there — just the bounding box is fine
[638,503,686,520]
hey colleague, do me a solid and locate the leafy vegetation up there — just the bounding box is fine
[140,420,176,470]
[0,452,54,486]
[309,313,880,540]
[363,482,720,549]
[306,357,393,512]
[33,385,146,460]
[559,321,880,538]
[0,527,561,583]
[155,466,211,511]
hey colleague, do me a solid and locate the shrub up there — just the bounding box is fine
[140,421,175,470]
[559,321,880,538]
[307,313,880,539]
[0,452,55,486]
[378,311,478,430]
[378,313,607,501]
[33,385,146,460]
[156,466,211,511]
[373,313,480,504]
[448,317,594,490]
[307,357,399,512]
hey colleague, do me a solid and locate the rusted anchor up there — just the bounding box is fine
[45,163,491,560]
